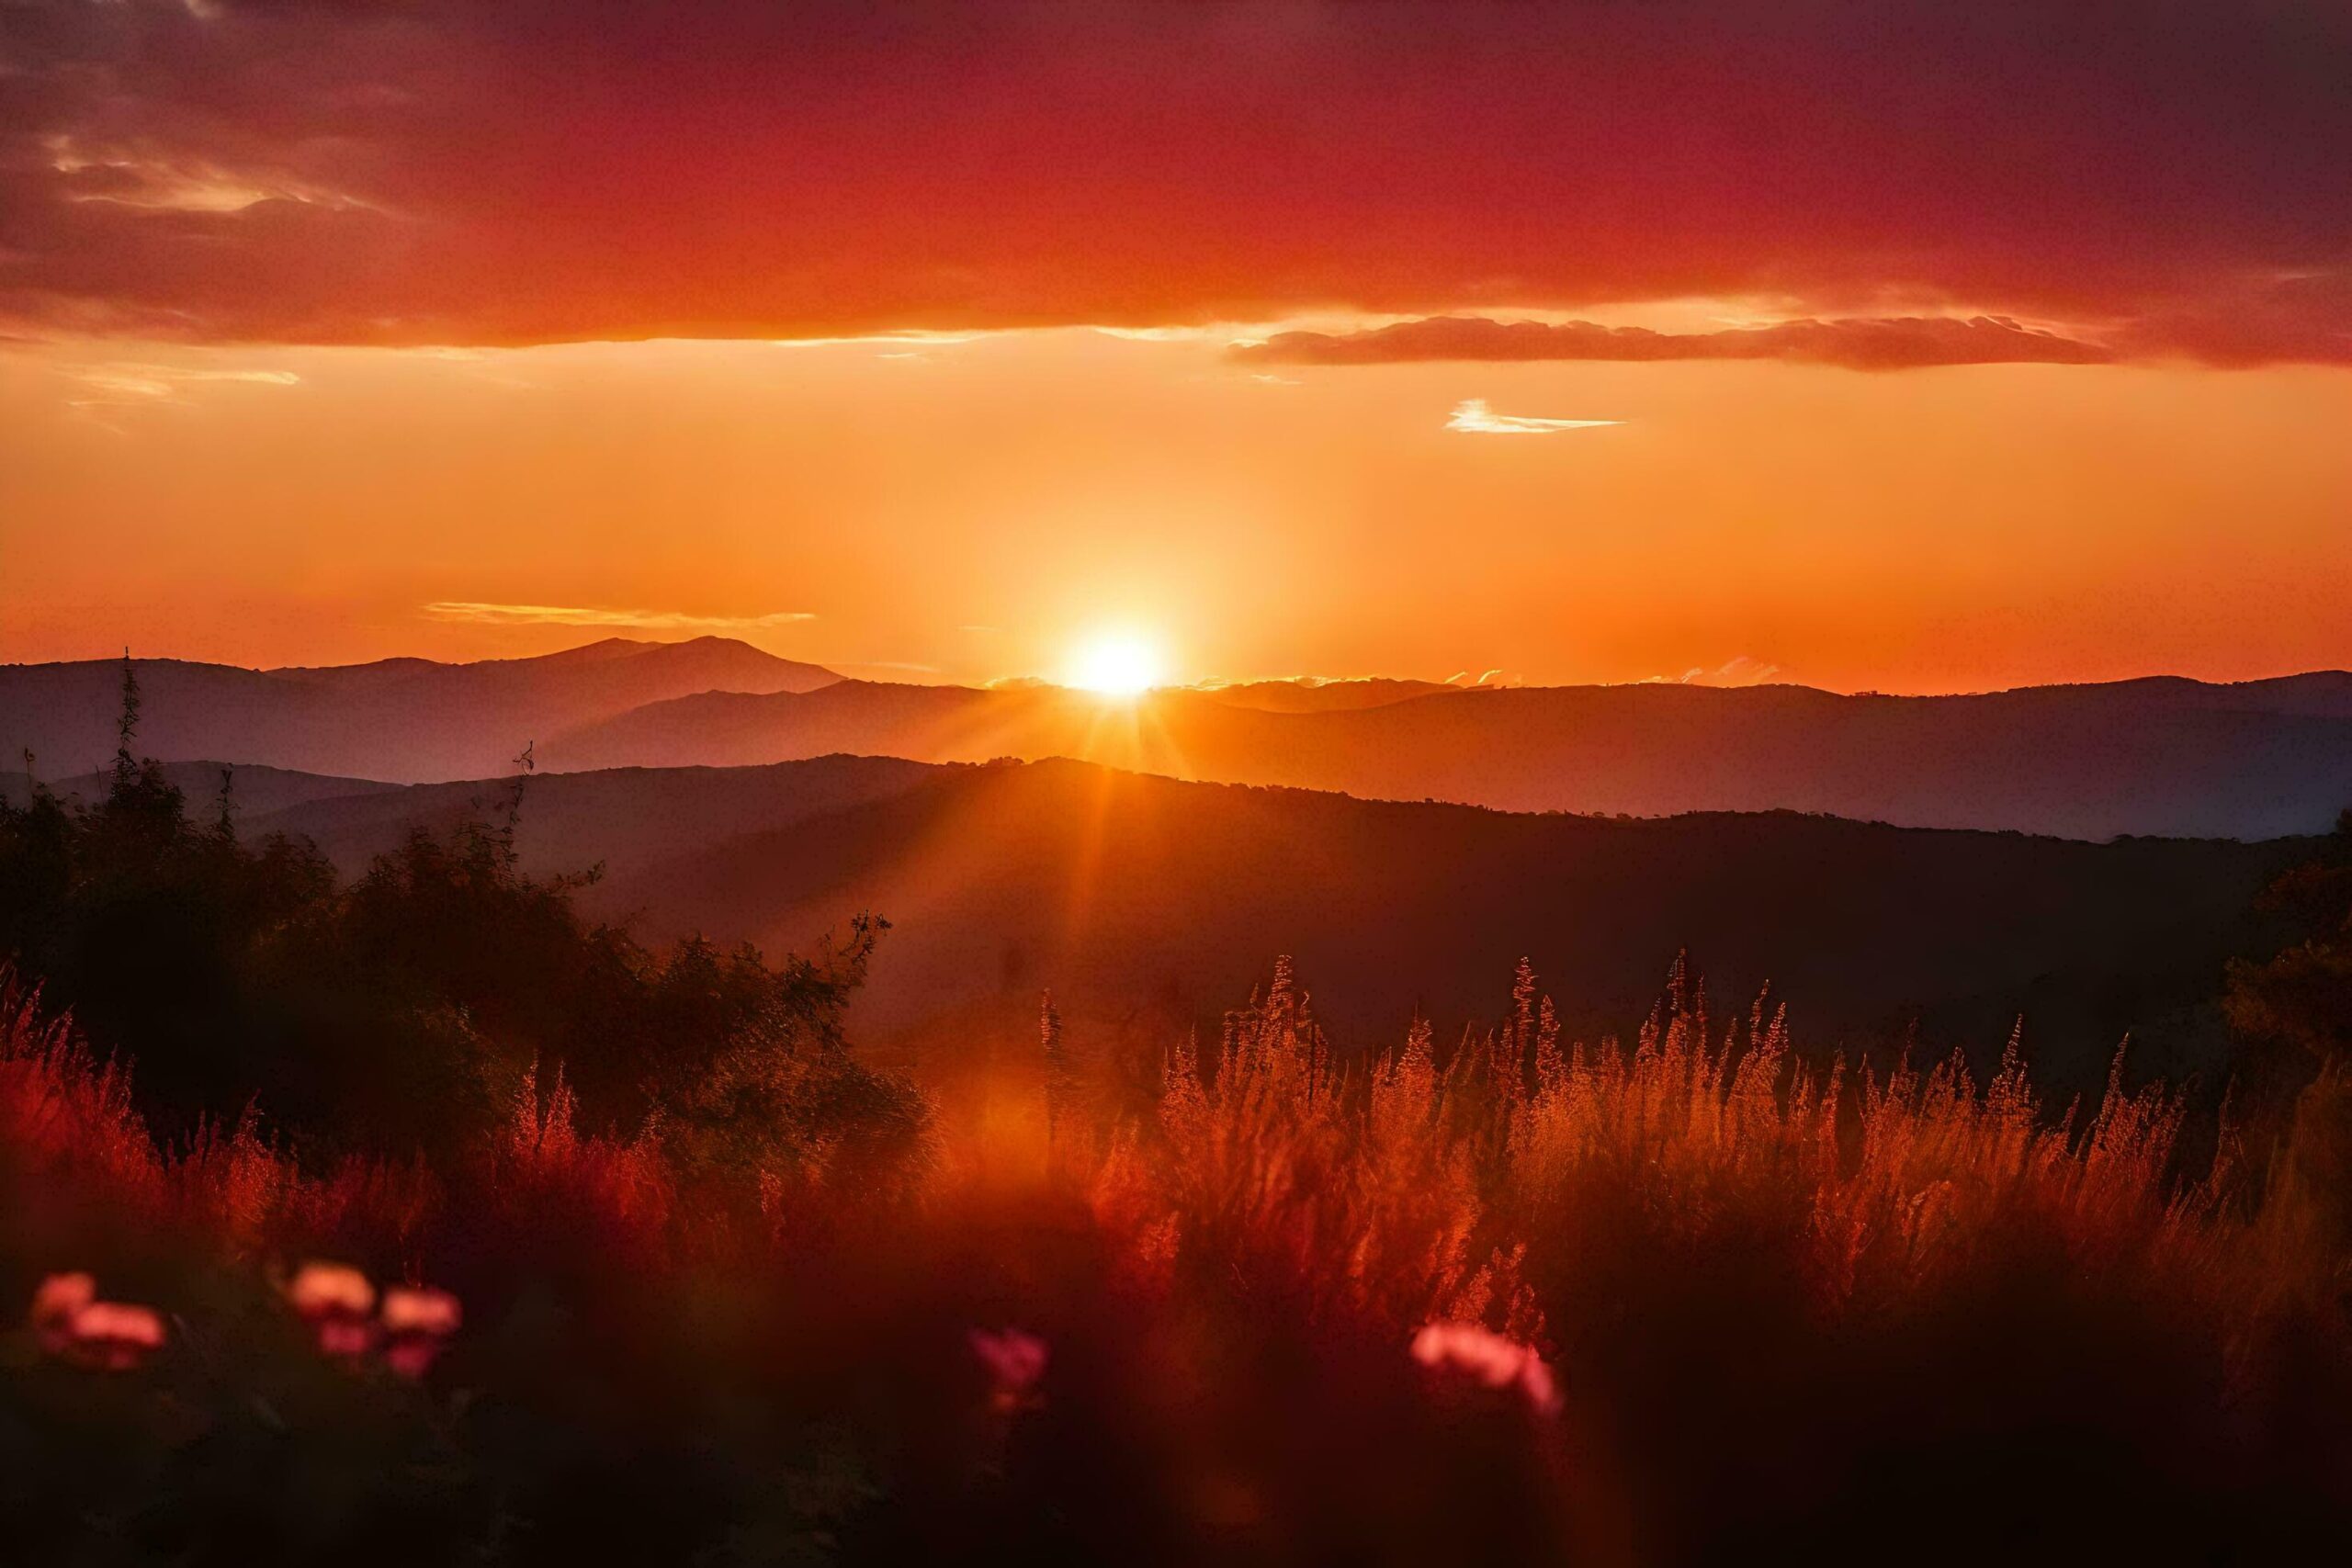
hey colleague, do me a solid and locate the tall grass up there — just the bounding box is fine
[6,959,2348,1562]
[1089,956,2297,1332]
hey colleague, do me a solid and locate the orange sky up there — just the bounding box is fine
[5,330,2349,693]
[3,2,2349,691]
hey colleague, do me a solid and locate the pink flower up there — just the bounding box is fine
[286,1261,376,1318]
[967,1326,1049,1414]
[28,1271,96,1354]
[379,1285,462,1379]
[66,1301,168,1371]
[286,1261,377,1358]
[1409,1322,1561,1416]
[315,1318,378,1357]
[28,1274,166,1370]
[380,1285,462,1337]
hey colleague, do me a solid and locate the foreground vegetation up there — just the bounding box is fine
[9,953,2351,1563]
[4,674,2348,1562]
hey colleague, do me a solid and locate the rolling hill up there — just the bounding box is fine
[1,760,401,818]
[14,636,2348,838]
[0,637,838,784]
[253,755,2317,1095]
[539,671,2352,840]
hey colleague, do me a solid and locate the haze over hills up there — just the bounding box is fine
[252,753,941,880]
[1,760,401,818]
[10,636,2350,838]
[1190,676,1455,713]
[251,754,2316,1095]
[0,637,838,784]
[541,669,2352,840]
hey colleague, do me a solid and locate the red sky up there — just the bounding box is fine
[3,1,2348,689]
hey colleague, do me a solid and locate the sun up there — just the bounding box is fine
[1068,632,1164,696]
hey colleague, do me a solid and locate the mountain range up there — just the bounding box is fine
[540,669,2352,840]
[232,753,2314,1096]
[8,638,2350,839]
[0,637,838,784]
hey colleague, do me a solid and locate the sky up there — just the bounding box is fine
[3,1,2350,692]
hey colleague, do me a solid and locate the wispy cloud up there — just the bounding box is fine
[1445,399,1619,436]
[826,659,941,678]
[44,132,377,216]
[1244,314,2117,370]
[421,602,817,632]
[768,331,982,351]
[1092,325,1234,343]
[63,363,301,405]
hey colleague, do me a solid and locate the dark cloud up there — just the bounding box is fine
[1,1,2348,355]
[1235,315,2120,370]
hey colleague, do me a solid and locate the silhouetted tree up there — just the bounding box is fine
[2226,809,2352,1073]
[2224,808,2352,1276]
[0,696,925,1168]
[111,650,140,795]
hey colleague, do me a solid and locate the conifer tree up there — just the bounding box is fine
[111,650,141,796]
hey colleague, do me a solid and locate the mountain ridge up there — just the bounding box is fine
[243,752,2319,1095]
[541,670,2352,840]
[1,637,839,784]
[9,646,2349,838]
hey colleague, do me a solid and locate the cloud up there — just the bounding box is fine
[43,133,377,217]
[769,332,982,350]
[828,659,941,677]
[420,602,817,632]
[1239,314,2119,370]
[61,361,300,412]
[0,3,2347,360]
[1445,399,1618,436]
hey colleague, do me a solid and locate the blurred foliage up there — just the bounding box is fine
[2228,809,2352,1071]
[3,665,2346,1563]
[0,659,927,1172]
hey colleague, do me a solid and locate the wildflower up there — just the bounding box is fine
[28,1271,96,1354]
[967,1326,1049,1414]
[28,1275,167,1371]
[286,1261,378,1357]
[379,1285,462,1379]
[381,1283,461,1336]
[64,1301,168,1371]
[1409,1321,1561,1416]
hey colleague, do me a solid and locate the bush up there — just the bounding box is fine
[0,663,926,1173]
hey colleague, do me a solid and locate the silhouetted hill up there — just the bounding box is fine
[256,756,2315,1094]
[1,761,401,818]
[1193,677,1454,713]
[541,672,2352,840]
[0,637,838,784]
[251,753,938,877]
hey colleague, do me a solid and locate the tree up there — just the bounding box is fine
[2225,810,2352,1073]
[111,651,141,795]
[2224,809,2352,1278]
[1,704,927,1173]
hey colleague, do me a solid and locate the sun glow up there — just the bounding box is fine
[1068,633,1164,696]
